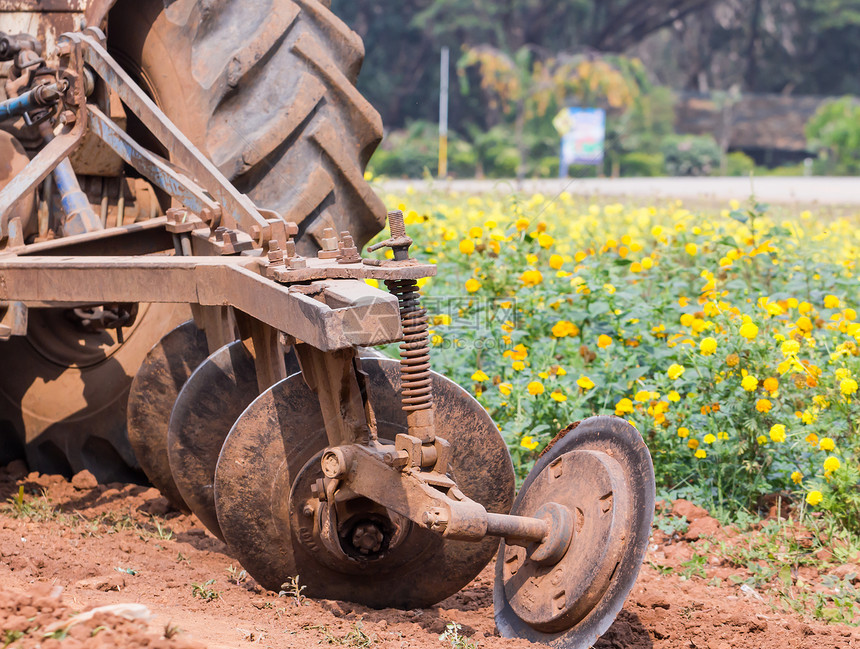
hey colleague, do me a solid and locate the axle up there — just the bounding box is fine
[0,82,64,121]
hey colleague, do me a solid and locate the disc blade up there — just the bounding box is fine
[167,341,258,540]
[215,356,515,608]
[167,340,301,539]
[127,320,210,510]
[494,416,655,648]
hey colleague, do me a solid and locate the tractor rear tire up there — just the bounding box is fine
[0,0,384,481]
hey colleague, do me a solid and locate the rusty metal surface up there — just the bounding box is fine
[214,356,515,608]
[0,130,35,241]
[494,416,655,649]
[0,255,405,350]
[167,341,259,540]
[126,320,210,512]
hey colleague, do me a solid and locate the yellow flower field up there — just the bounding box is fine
[370,188,860,529]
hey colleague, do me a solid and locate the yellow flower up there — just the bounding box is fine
[538,233,555,249]
[781,340,800,356]
[615,398,634,415]
[840,378,858,395]
[527,381,545,396]
[550,390,567,402]
[791,471,803,485]
[756,435,768,445]
[515,217,530,231]
[806,490,823,506]
[700,337,717,356]
[703,433,716,445]
[459,239,475,255]
[520,269,544,287]
[465,278,482,293]
[763,377,779,393]
[739,321,759,340]
[471,370,489,382]
[667,364,685,380]
[680,313,695,327]
[823,456,841,473]
[835,368,851,381]
[551,320,579,338]
[726,353,740,367]
[668,390,681,402]
[498,382,513,396]
[717,431,729,440]
[819,437,835,451]
[769,424,787,443]
[688,439,699,449]
[597,334,613,349]
[512,361,525,371]
[805,433,819,446]
[695,449,707,459]
[468,226,483,239]
[634,390,651,403]
[677,427,690,438]
[520,436,539,450]
[685,242,698,256]
[549,254,564,270]
[641,256,654,270]
[824,294,840,309]
[741,375,758,392]
[755,398,772,413]
[603,283,616,295]
[577,375,595,390]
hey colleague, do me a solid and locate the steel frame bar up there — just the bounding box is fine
[86,104,220,218]
[0,255,402,350]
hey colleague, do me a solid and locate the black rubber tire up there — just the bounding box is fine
[106,0,387,254]
[0,1,385,481]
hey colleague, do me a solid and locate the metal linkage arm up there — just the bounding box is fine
[71,31,279,241]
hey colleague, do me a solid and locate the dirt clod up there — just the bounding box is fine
[671,498,709,521]
[71,470,98,490]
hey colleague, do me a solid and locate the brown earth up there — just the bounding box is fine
[1,464,859,649]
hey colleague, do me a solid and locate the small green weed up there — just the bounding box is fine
[439,622,478,649]
[191,579,220,601]
[279,575,306,606]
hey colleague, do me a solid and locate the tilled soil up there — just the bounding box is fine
[1,464,859,649]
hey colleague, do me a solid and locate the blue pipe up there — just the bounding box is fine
[53,158,101,236]
[0,84,61,122]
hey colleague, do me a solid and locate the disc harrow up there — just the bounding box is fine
[0,25,655,648]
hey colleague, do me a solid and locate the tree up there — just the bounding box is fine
[457,46,642,179]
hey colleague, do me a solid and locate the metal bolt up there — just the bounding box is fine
[337,231,361,264]
[166,207,186,223]
[321,448,348,478]
[267,240,285,266]
[214,226,227,242]
[302,503,315,518]
[388,210,407,238]
[422,508,449,533]
[284,239,307,269]
[318,227,341,259]
[58,110,76,125]
[351,522,384,555]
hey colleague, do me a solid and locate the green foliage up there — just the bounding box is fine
[661,134,721,176]
[726,151,756,176]
[191,579,219,601]
[439,622,478,649]
[279,575,307,606]
[378,191,860,533]
[806,97,860,175]
[620,152,665,177]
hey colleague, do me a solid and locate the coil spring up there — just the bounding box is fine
[385,278,432,412]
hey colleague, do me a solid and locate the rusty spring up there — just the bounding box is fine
[385,278,432,411]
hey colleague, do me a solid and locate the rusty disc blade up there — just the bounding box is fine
[494,416,655,649]
[167,340,301,540]
[214,356,515,609]
[167,341,259,540]
[127,320,210,511]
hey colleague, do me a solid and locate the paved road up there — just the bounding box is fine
[379,177,860,205]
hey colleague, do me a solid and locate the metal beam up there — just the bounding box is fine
[0,255,402,350]
[87,104,220,218]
